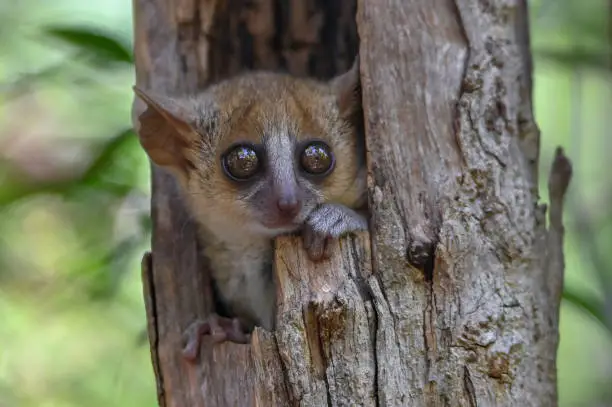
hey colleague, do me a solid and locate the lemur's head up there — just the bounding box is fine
[133,59,363,239]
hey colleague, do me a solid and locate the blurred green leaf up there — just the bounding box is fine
[81,129,136,184]
[76,236,142,301]
[139,213,152,235]
[535,48,611,71]
[0,62,66,100]
[0,171,73,209]
[0,129,136,207]
[44,26,133,65]
[563,287,611,334]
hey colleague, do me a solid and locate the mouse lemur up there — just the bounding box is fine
[133,57,367,361]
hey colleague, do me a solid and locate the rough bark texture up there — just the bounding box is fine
[132,0,571,406]
[358,1,569,404]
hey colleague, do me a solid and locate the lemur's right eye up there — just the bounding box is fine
[222,144,260,181]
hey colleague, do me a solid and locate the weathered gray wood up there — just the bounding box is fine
[273,233,377,406]
[133,0,570,406]
[357,0,570,405]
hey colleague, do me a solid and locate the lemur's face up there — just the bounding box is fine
[134,63,362,238]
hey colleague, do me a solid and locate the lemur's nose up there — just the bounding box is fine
[277,196,301,217]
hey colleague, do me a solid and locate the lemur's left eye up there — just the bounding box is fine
[300,141,334,176]
[222,144,260,181]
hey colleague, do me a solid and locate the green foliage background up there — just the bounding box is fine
[0,0,610,406]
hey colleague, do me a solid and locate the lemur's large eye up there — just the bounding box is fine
[222,144,260,180]
[300,141,334,175]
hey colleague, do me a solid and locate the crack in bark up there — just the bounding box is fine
[302,302,334,407]
[371,268,402,362]
[370,306,380,407]
[423,240,437,282]
[302,303,327,380]
[346,238,381,407]
[341,236,380,406]
[423,275,440,392]
[463,365,478,407]
[272,332,295,405]
[141,251,166,407]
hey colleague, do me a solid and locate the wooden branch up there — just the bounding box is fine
[356,0,568,404]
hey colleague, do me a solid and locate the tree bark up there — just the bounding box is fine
[132,0,571,406]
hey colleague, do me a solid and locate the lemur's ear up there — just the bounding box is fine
[329,54,361,118]
[133,86,199,174]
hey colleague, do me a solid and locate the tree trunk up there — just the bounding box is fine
[132,0,571,406]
